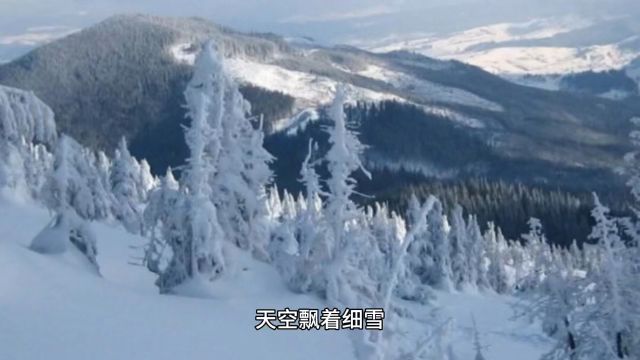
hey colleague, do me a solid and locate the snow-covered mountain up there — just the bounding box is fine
[0,14,639,195]
[365,15,640,94]
[2,20,640,360]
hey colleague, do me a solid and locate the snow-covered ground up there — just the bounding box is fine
[0,195,353,360]
[432,292,549,359]
[0,195,550,359]
[225,59,397,108]
[357,64,502,112]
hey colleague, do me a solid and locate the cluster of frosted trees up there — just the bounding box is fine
[525,119,640,360]
[0,86,156,272]
[3,41,640,359]
[0,85,56,198]
[138,42,640,358]
[142,41,273,291]
[26,133,156,271]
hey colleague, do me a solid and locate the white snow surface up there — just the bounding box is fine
[0,196,550,359]
[169,42,501,117]
[225,58,399,108]
[0,196,352,360]
[423,292,549,360]
[169,42,196,65]
[357,64,503,112]
[457,45,637,76]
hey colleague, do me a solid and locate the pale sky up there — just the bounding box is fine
[0,0,639,61]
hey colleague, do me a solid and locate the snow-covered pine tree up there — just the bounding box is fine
[406,198,453,291]
[449,205,470,290]
[467,215,490,289]
[368,195,436,359]
[270,140,328,293]
[110,137,145,233]
[30,134,101,273]
[568,239,584,271]
[430,199,454,290]
[519,218,551,291]
[12,140,53,198]
[322,84,372,306]
[213,61,274,259]
[143,167,180,275]
[0,85,57,197]
[151,41,226,293]
[95,150,111,194]
[485,223,511,293]
[138,159,157,198]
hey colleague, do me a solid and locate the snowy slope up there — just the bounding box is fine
[0,196,353,360]
[167,33,500,115]
[225,59,399,108]
[357,64,502,112]
[429,292,549,359]
[366,15,640,87]
[171,41,400,109]
[0,195,550,359]
[455,44,636,76]
[369,16,593,61]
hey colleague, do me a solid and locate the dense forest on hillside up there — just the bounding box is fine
[560,69,639,96]
[266,101,629,245]
[375,179,629,247]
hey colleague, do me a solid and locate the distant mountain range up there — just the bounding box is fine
[0,14,638,195]
[364,15,640,97]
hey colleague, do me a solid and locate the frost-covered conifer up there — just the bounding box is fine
[405,198,453,290]
[368,195,436,360]
[322,84,372,306]
[151,41,227,292]
[449,205,469,290]
[465,215,488,289]
[213,65,274,258]
[110,137,146,233]
[270,140,328,293]
[30,135,101,272]
[485,223,511,293]
[0,85,57,197]
[143,167,180,275]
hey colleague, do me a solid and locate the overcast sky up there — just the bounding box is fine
[1,0,639,60]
